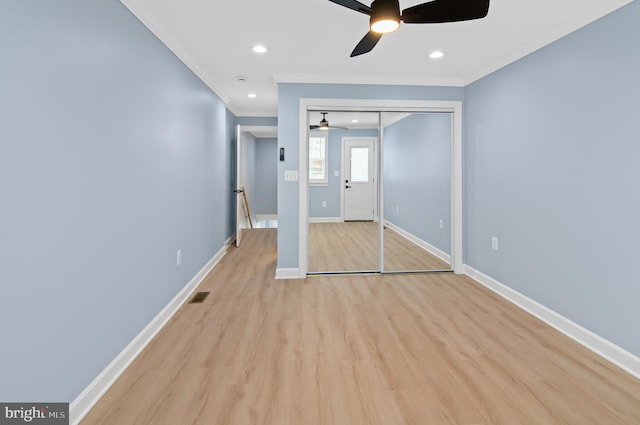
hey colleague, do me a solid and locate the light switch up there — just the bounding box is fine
[284,170,299,181]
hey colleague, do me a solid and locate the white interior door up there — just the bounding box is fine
[343,138,375,221]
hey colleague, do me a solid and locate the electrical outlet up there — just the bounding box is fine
[491,237,499,251]
[439,219,444,229]
[334,170,339,177]
[322,201,327,207]
[176,249,182,265]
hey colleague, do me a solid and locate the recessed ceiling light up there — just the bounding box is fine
[351,119,358,123]
[236,75,248,82]
[429,50,444,59]
[248,93,257,98]
[252,45,267,54]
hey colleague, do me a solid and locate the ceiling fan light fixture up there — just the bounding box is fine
[371,18,399,33]
[318,117,330,130]
[310,112,348,131]
[370,0,401,34]
[328,0,490,57]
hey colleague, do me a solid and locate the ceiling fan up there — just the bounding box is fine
[327,0,490,57]
[310,112,349,130]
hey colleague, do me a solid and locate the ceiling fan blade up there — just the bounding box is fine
[350,31,383,57]
[310,125,350,130]
[402,0,489,24]
[327,0,372,15]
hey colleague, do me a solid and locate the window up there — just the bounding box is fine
[349,146,369,182]
[309,133,328,185]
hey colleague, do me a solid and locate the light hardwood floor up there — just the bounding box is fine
[309,222,450,272]
[82,229,640,425]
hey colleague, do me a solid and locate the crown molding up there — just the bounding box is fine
[462,0,634,85]
[119,0,232,106]
[274,72,465,88]
[227,106,278,118]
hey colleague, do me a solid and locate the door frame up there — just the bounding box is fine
[341,136,378,221]
[298,98,463,275]
[235,125,277,246]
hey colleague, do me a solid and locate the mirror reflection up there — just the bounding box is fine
[307,110,453,274]
[382,112,452,272]
[307,111,380,273]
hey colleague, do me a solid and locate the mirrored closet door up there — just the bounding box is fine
[307,109,454,275]
[381,112,453,272]
[307,111,380,273]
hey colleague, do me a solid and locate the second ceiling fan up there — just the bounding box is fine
[310,112,349,131]
[327,0,490,57]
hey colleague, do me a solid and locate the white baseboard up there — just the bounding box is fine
[384,221,451,264]
[464,265,640,380]
[275,268,304,280]
[69,242,230,425]
[309,217,343,223]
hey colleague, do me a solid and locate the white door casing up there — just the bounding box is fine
[236,125,277,247]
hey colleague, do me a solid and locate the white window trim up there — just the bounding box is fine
[308,131,329,186]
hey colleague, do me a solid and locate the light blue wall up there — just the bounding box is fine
[277,83,464,268]
[464,0,640,356]
[254,138,278,215]
[384,113,451,254]
[309,129,379,218]
[0,0,235,402]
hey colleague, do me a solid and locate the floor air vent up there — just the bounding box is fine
[189,292,210,304]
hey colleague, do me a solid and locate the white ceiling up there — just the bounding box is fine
[121,0,632,118]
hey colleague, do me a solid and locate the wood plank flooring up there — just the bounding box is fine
[309,222,450,272]
[81,229,640,425]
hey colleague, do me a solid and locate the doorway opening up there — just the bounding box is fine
[235,125,278,247]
